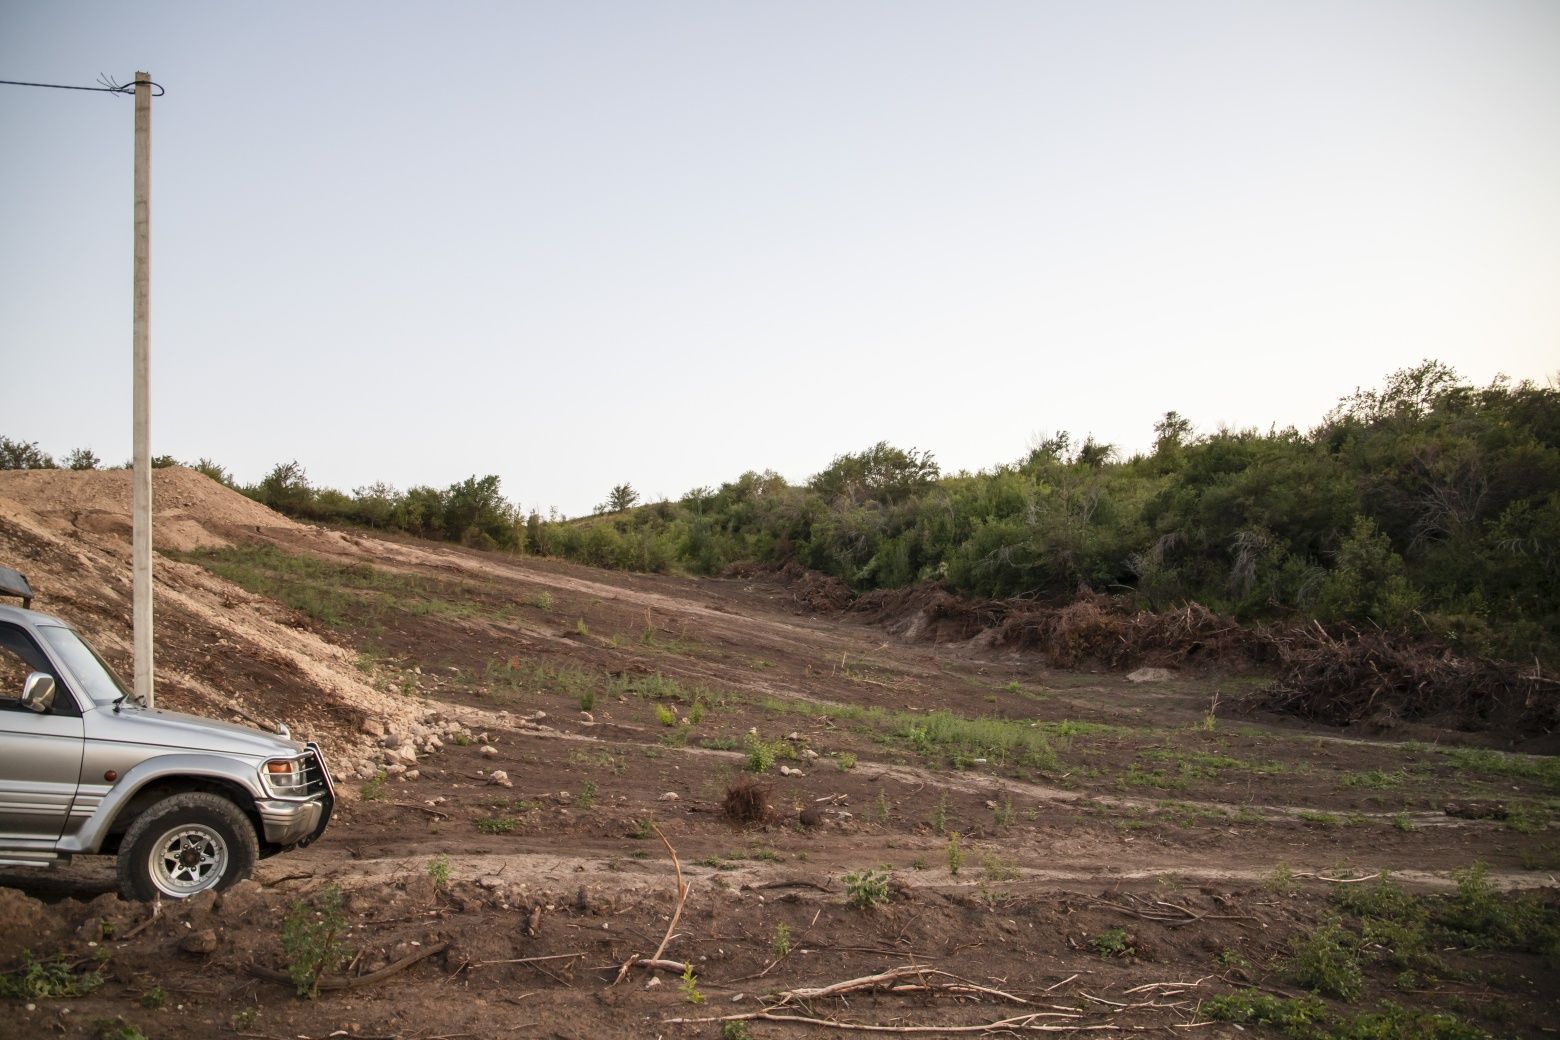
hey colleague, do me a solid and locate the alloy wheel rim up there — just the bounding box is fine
[149,824,227,896]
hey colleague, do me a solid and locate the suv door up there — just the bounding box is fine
[0,622,84,846]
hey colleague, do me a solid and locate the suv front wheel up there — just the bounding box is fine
[117,792,260,901]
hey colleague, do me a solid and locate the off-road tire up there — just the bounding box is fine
[116,792,259,901]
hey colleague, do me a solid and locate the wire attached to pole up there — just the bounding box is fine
[0,75,165,96]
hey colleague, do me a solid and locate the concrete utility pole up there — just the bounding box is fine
[132,70,154,709]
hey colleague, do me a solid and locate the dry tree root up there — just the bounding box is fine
[612,823,691,984]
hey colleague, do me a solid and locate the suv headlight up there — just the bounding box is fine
[262,756,309,797]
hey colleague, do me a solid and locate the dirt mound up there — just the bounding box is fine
[0,466,303,552]
[0,468,430,777]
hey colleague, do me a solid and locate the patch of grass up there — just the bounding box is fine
[476,815,517,834]
[992,796,1015,827]
[836,752,857,771]
[1341,769,1408,789]
[654,703,679,726]
[577,778,597,809]
[1444,748,1560,792]
[531,591,555,611]
[898,711,1057,770]
[1203,991,1487,1040]
[946,832,963,876]
[426,854,451,888]
[1299,810,1341,827]
[1037,719,1116,737]
[843,868,892,910]
[720,1022,752,1040]
[139,986,167,1009]
[771,923,793,958]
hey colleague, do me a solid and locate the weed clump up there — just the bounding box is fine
[1289,919,1364,1001]
[844,868,892,910]
[281,885,348,999]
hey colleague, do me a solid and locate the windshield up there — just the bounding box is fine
[37,625,133,706]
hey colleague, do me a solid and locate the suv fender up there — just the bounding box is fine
[58,753,265,855]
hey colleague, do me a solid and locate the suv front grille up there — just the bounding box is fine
[296,751,329,797]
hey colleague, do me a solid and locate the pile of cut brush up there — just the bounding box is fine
[1261,624,1558,735]
[737,561,1558,737]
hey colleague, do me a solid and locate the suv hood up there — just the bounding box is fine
[87,704,303,759]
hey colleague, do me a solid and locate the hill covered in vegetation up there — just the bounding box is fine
[5,362,1555,662]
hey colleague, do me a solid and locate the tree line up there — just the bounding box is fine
[5,361,1556,660]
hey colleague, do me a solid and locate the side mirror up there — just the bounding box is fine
[21,672,56,713]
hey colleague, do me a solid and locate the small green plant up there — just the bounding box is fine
[744,732,777,773]
[981,853,1019,881]
[844,868,892,910]
[992,796,1014,827]
[946,832,963,876]
[1092,928,1135,958]
[0,952,104,999]
[1290,919,1363,1001]
[772,922,793,958]
[655,703,678,726]
[1298,810,1339,827]
[532,591,555,610]
[139,985,167,1009]
[687,701,705,725]
[679,962,705,1004]
[875,788,891,823]
[1391,813,1416,832]
[575,617,589,637]
[231,1007,258,1029]
[1267,861,1297,894]
[720,1022,753,1040]
[578,778,597,809]
[631,818,653,840]
[451,732,471,747]
[427,853,451,888]
[476,815,517,834]
[1004,680,1022,693]
[836,752,857,771]
[932,793,950,834]
[579,688,596,712]
[360,769,387,801]
[281,885,349,999]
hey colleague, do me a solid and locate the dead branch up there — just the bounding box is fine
[249,941,449,992]
[613,823,688,984]
[776,964,933,1002]
[666,1011,1130,1033]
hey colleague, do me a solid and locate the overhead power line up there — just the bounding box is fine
[0,74,165,96]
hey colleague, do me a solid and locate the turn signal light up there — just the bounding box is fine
[266,760,294,774]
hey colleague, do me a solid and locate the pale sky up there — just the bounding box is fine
[3,2,1557,516]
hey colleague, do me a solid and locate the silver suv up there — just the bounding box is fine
[0,567,334,900]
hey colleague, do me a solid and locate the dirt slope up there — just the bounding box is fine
[0,469,1555,1040]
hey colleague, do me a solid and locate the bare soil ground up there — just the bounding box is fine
[0,471,1555,1040]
